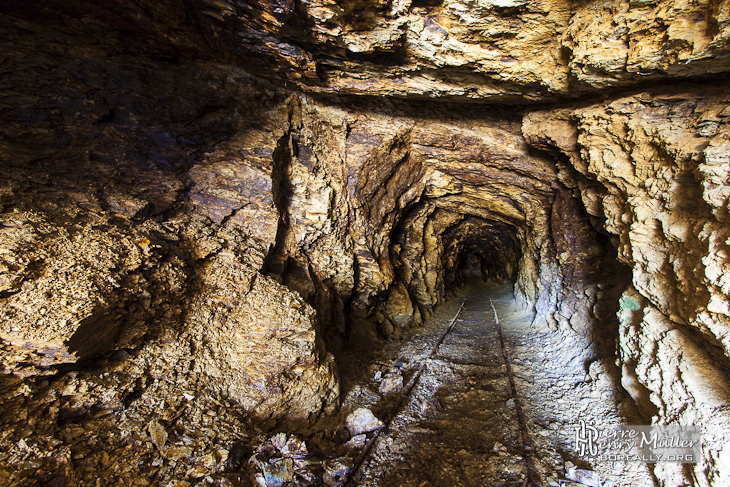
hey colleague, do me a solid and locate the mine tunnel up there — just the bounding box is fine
[459,252,483,280]
[453,220,521,284]
[1,1,730,486]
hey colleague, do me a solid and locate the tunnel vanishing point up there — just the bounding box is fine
[1,0,730,486]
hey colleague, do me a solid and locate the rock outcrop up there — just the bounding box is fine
[523,82,730,486]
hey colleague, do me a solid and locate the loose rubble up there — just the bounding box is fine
[345,408,384,436]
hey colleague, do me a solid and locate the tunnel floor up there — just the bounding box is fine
[326,281,655,487]
[0,280,660,485]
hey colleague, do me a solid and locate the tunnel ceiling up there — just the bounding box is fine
[3,0,729,102]
[187,0,730,100]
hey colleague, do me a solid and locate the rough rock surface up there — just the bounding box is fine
[199,0,730,100]
[1,0,730,486]
[523,82,730,486]
[346,407,383,435]
[0,9,340,434]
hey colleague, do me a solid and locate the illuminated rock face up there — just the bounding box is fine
[523,86,730,485]
[0,0,729,485]
[200,0,730,101]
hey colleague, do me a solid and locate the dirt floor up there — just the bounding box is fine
[321,280,656,487]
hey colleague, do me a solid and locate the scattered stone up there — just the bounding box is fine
[344,434,367,450]
[492,442,508,455]
[147,420,168,450]
[322,457,353,485]
[165,445,193,460]
[360,387,380,403]
[379,374,403,394]
[262,457,294,487]
[506,398,516,409]
[419,397,441,418]
[697,120,720,137]
[346,407,383,435]
[280,436,307,458]
[565,466,601,487]
[200,451,216,468]
[296,468,318,485]
[249,438,282,470]
[270,433,287,450]
[259,443,277,459]
[254,473,267,487]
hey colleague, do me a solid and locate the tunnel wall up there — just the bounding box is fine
[0,34,341,424]
[523,83,730,486]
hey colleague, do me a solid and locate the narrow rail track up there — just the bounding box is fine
[491,298,543,487]
[342,286,545,487]
[341,298,467,486]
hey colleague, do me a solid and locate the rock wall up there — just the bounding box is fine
[0,12,341,424]
[2,0,730,485]
[523,82,730,486]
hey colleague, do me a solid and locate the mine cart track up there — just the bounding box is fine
[490,298,543,487]
[341,298,467,487]
[342,290,545,487]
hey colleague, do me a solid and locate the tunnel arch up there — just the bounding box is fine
[331,108,595,340]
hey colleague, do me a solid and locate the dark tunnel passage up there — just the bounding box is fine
[460,251,483,279]
[452,219,521,286]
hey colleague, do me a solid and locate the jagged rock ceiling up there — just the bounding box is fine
[208,0,730,99]
[4,0,730,101]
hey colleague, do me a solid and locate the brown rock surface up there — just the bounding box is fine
[1,0,730,485]
[5,0,730,102]
[523,82,730,485]
[0,8,339,434]
[202,0,730,100]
